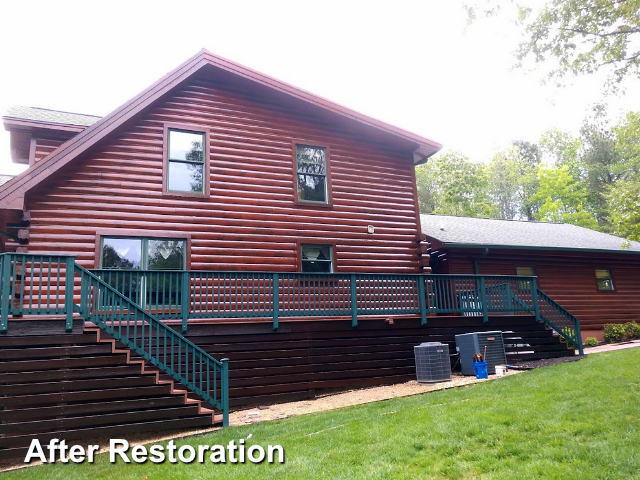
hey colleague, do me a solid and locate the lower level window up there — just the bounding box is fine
[101,237,185,270]
[100,237,186,307]
[516,266,535,277]
[595,269,614,291]
[300,244,333,273]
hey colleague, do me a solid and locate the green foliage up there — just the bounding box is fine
[487,143,541,220]
[417,109,640,243]
[9,349,640,479]
[607,112,640,240]
[624,322,640,340]
[603,323,626,343]
[607,180,640,240]
[531,165,599,228]
[518,0,640,88]
[415,151,497,217]
[584,337,599,347]
[466,0,640,89]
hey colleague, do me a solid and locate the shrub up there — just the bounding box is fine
[624,322,640,340]
[584,337,599,347]
[603,324,626,343]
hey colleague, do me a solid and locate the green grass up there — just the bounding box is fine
[4,349,640,479]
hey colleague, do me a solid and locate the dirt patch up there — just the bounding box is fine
[510,355,586,369]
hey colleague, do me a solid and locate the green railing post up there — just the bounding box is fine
[272,273,279,331]
[417,275,427,325]
[65,256,75,332]
[478,276,488,323]
[350,273,358,327]
[574,316,584,356]
[0,254,11,332]
[181,271,189,333]
[221,357,229,427]
[531,278,541,323]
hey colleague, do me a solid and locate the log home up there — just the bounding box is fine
[422,214,640,340]
[0,50,581,461]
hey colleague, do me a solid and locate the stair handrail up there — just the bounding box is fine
[500,283,583,355]
[535,288,584,355]
[74,264,229,426]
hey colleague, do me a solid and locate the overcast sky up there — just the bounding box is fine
[1,1,638,176]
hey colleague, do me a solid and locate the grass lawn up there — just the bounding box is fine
[3,348,640,480]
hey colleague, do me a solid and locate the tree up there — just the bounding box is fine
[607,111,640,240]
[486,143,540,220]
[612,110,640,177]
[487,148,523,219]
[606,179,640,240]
[531,165,599,228]
[538,128,581,172]
[466,0,640,89]
[415,152,497,217]
[518,0,640,88]
[578,108,623,226]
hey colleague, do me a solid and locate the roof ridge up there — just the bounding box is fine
[420,213,565,225]
[6,105,102,119]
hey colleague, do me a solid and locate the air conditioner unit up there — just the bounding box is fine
[414,342,452,383]
[455,331,507,376]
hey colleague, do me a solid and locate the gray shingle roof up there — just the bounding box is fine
[421,214,640,254]
[4,106,101,127]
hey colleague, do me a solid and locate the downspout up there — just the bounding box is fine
[473,248,489,275]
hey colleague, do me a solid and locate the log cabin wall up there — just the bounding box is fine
[23,76,422,273]
[33,137,67,163]
[442,248,640,332]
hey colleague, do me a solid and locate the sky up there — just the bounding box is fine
[1,0,639,176]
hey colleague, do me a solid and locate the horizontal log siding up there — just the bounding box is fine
[34,137,67,163]
[25,78,421,273]
[447,251,640,329]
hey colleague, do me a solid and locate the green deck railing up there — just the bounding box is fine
[0,253,229,426]
[0,252,583,377]
[89,270,542,328]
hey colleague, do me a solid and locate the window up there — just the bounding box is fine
[167,128,206,194]
[595,269,614,291]
[101,237,186,270]
[300,244,333,273]
[295,144,329,204]
[516,266,535,277]
[100,236,186,307]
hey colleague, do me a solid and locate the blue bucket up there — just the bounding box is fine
[473,361,488,379]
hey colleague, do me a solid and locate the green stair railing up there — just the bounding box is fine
[535,289,584,355]
[496,283,584,355]
[0,253,229,426]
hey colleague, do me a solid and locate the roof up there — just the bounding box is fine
[0,49,442,210]
[0,174,15,187]
[421,214,640,254]
[4,106,100,127]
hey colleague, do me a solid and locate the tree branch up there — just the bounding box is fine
[557,26,640,38]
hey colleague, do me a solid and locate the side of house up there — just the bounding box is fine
[422,214,640,339]
[1,51,437,275]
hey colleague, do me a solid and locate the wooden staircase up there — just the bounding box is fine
[0,328,219,463]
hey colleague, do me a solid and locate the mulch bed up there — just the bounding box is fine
[510,355,586,369]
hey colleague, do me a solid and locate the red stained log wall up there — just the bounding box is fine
[441,249,640,331]
[23,76,422,273]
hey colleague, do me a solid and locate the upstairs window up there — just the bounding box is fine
[595,269,614,291]
[167,128,206,194]
[300,244,333,273]
[295,144,330,204]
